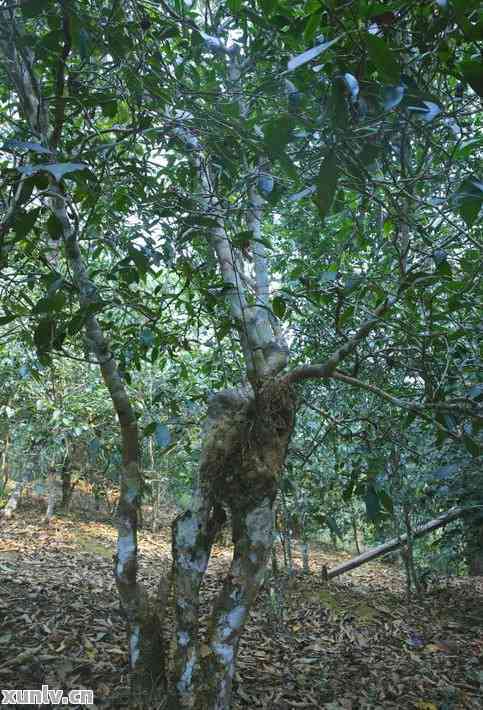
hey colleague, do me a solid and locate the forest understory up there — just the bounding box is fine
[0,503,481,710]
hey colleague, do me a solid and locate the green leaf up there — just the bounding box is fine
[272,296,286,318]
[129,246,150,276]
[101,98,118,118]
[18,163,90,183]
[451,179,483,227]
[460,60,483,98]
[217,320,233,340]
[143,421,157,436]
[366,34,400,82]
[155,423,171,448]
[304,14,321,44]
[21,0,49,18]
[339,305,354,326]
[314,149,339,220]
[67,312,85,336]
[463,435,481,458]
[33,318,55,352]
[3,139,53,155]
[364,487,381,521]
[0,314,18,326]
[263,113,293,157]
[13,208,41,240]
[287,36,342,72]
[47,213,63,240]
[259,0,277,16]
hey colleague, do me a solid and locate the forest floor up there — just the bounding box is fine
[0,503,482,710]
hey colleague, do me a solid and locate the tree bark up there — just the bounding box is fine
[60,455,74,509]
[1,433,10,485]
[44,470,58,522]
[2,478,26,519]
[167,379,296,709]
[350,503,361,555]
[202,497,274,709]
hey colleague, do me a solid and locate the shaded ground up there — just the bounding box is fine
[0,503,482,709]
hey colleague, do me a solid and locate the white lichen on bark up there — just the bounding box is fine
[130,625,141,667]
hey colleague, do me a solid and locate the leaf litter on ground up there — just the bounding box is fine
[0,503,481,709]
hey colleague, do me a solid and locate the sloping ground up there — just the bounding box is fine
[0,505,482,709]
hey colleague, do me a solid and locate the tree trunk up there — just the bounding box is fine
[300,541,310,574]
[202,497,275,709]
[2,478,26,519]
[1,433,10,485]
[279,491,294,575]
[350,502,361,555]
[60,455,74,509]
[44,471,58,522]
[465,515,483,576]
[402,504,421,596]
[167,378,296,709]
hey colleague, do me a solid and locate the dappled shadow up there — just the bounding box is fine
[0,507,481,708]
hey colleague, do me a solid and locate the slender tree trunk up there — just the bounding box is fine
[350,502,361,555]
[300,540,310,574]
[1,433,10,485]
[279,491,294,575]
[60,455,74,509]
[403,504,421,596]
[271,507,280,575]
[202,497,275,709]
[465,515,483,576]
[52,196,166,698]
[2,478,26,519]
[45,470,57,522]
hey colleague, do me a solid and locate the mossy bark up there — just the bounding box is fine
[168,378,296,709]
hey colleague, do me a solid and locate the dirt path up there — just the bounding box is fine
[1,506,482,709]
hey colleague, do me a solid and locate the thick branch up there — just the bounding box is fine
[170,112,287,379]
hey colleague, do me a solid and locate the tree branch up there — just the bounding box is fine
[284,295,397,385]
[329,370,464,441]
[51,0,72,150]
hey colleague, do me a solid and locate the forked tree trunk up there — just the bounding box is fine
[166,378,296,709]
